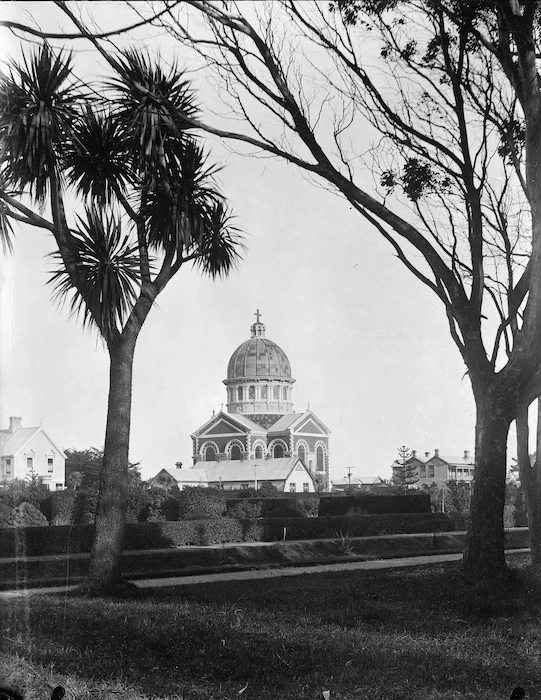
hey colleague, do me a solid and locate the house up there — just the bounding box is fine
[149,456,317,492]
[0,416,66,489]
[331,476,388,493]
[393,449,475,488]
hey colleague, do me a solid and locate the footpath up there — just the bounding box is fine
[0,527,530,597]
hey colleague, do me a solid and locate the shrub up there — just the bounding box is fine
[8,502,49,528]
[319,494,432,516]
[51,489,80,525]
[227,500,262,519]
[178,487,226,520]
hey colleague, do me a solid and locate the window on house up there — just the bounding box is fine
[26,457,33,470]
[47,457,54,473]
[419,466,426,478]
[303,483,309,492]
[255,445,264,459]
[289,483,296,492]
[5,458,11,475]
[428,466,434,478]
[316,446,325,472]
[241,483,249,490]
[55,483,62,490]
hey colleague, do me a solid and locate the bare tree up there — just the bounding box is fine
[4,0,541,577]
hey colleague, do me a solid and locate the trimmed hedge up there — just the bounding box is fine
[0,512,454,557]
[319,494,432,516]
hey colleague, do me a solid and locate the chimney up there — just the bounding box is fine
[434,448,440,457]
[412,450,417,458]
[425,452,430,458]
[9,416,22,433]
[463,450,470,462]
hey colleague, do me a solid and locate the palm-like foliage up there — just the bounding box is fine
[65,107,136,206]
[1,41,243,592]
[0,43,83,203]
[49,208,140,342]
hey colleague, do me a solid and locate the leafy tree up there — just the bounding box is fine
[177,487,227,520]
[391,445,419,493]
[109,0,541,578]
[0,44,243,594]
[65,471,84,490]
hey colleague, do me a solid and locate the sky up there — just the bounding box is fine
[0,1,502,482]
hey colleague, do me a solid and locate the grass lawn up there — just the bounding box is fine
[0,553,539,700]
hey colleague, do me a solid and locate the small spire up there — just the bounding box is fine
[212,409,215,417]
[307,402,310,412]
[220,402,224,412]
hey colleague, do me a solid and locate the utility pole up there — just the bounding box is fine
[345,466,354,486]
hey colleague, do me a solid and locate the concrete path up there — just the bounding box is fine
[0,548,530,598]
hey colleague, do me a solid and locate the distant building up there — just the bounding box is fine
[331,476,388,493]
[190,312,331,490]
[391,448,475,488]
[0,416,66,489]
[149,456,316,492]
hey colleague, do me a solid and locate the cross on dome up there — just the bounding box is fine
[250,309,266,338]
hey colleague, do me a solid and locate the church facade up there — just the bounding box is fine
[191,312,331,491]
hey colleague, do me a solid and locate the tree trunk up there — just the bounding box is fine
[84,330,138,595]
[463,397,510,578]
[517,399,541,565]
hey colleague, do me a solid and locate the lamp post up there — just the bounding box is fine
[254,463,258,491]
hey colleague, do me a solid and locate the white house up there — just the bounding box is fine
[149,456,317,492]
[0,416,66,490]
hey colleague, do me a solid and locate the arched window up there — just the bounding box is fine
[237,387,243,401]
[249,386,255,400]
[230,444,242,460]
[273,443,284,458]
[228,388,233,403]
[205,445,217,462]
[273,385,279,400]
[261,386,268,399]
[255,445,264,459]
[298,445,306,463]
[283,387,287,400]
[316,446,325,471]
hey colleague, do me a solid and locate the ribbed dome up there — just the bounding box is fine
[227,337,292,379]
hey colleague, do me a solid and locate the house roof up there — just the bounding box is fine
[332,476,385,486]
[430,455,474,466]
[153,467,208,484]
[197,457,313,483]
[0,427,40,457]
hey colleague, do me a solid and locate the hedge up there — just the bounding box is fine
[318,494,432,516]
[0,512,454,557]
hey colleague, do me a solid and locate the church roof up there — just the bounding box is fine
[197,457,310,483]
[267,413,305,432]
[226,317,292,380]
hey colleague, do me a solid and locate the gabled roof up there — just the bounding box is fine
[192,411,265,438]
[428,454,474,466]
[268,413,304,432]
[332,476,385,487]
[0,427,39,457]
[0,426,67,460]
[197,457,314,484]
[268,411,331,435]
[152,467,208,484]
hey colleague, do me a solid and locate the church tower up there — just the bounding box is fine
[224,310,295,429]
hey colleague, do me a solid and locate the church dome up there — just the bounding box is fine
[227,336,292,379]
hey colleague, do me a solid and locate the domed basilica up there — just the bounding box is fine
[191,311,330,491]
